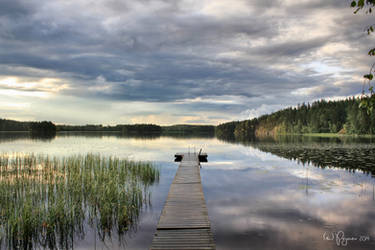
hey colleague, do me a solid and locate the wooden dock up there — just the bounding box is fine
[150,152,215,250]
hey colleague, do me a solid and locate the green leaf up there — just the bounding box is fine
[359,99,368,108]
[367,25,374,34]
[367,103,373,114]
[351,1,357,7]
[358,0,365,8]
[364,74,373,80]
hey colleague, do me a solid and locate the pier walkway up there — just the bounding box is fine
[150,152,215,250]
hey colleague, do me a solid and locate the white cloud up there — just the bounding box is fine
[239,104,286,120]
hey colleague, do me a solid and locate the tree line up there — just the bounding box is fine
[0,119,215,137]
[57,124,215,136]
[0,119,56,135]
[57,124,162,134]
[216,97,375,141]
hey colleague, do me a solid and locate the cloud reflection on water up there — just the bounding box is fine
[202,141,375,249]
[0,134,374,249]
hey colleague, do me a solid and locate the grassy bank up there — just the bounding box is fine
[0,153,159,249]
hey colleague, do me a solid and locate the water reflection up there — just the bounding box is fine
[201,138,375,249]
[252,143,375,175]
[219,134,375,144]
[0,134,374,249]
[218,135,375,175]
[0,131,56,142]
[57,131,215,140]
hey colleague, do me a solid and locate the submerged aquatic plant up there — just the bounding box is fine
[0,153,159,249]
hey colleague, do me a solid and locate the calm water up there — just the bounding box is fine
[1,132,374,250]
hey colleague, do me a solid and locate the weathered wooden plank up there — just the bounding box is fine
[150,153,215,250]
[152,229,215,249]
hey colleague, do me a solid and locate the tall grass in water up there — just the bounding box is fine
[0,153,159,249]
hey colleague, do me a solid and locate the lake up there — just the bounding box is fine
[0,132,374,250]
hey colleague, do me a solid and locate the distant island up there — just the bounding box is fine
[1,97,374,140]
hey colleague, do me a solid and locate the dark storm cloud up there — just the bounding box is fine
[281,0,347,10]
[254,37,330,58]
[0,0,33,17]
[176,102,246,114]
[0,0,371,123]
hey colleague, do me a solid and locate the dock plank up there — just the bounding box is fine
[150,153,215,250]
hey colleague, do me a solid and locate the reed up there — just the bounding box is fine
[0,153,159,249]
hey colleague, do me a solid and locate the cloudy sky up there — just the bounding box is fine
[0,0,373,125]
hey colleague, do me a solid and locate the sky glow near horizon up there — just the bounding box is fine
[0,0,373,125]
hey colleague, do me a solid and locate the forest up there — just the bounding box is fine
[0,119,32,131]
[0,119,56,135]
[216,97,375,141]
[57,124,215,136]
[162,125,215,136]
[57,124,162,134]
[0,119,215,137]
